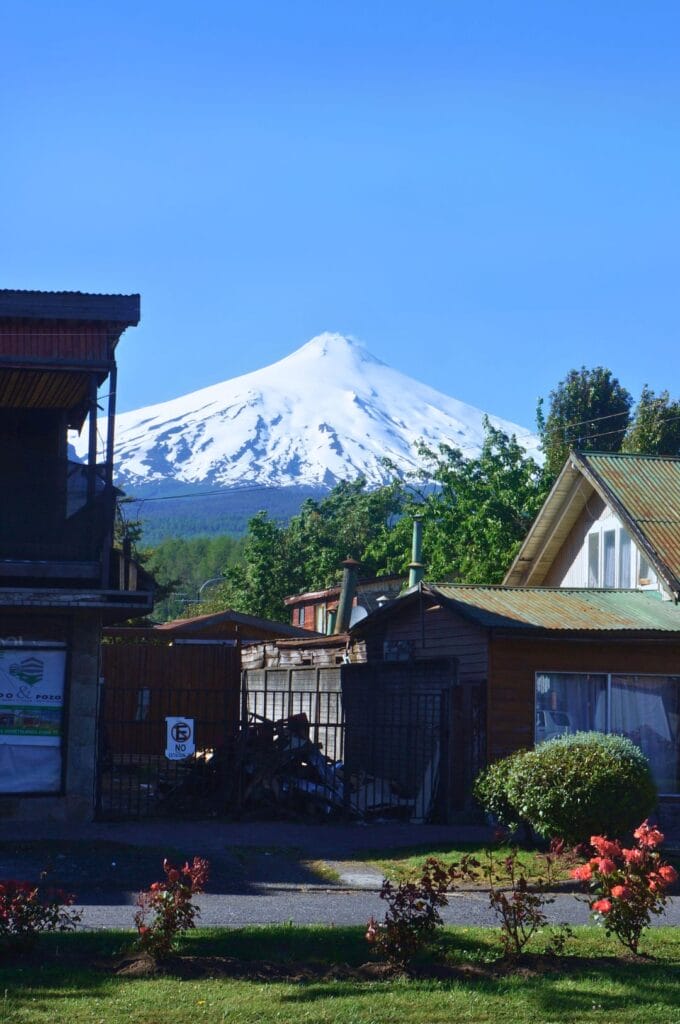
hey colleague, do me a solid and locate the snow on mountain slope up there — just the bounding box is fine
[74,333,539,491]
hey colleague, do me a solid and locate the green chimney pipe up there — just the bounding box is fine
[408,515,424,588]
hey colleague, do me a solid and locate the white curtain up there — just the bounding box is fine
[612,675,679,794]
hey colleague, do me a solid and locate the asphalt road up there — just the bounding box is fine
[76,890,680,931]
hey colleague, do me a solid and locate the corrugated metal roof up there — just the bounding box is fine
[0,290,140,324]
[154,608,319,638]
[428,584,680,632]
[579,453,680,594]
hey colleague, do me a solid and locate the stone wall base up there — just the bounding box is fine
[0,794,93,823]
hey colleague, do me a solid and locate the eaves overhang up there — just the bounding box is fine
[503,456,594,586]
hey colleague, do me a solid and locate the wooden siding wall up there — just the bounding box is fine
[241,639,356,670]
[100,642,240,756]
[0,323,111,363]
[357,601,488,684]
[488,634,680,762]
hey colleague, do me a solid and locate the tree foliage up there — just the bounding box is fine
[622,385,680,457]
[539,366,633,482]
[406,420,546,583]
[142,534,246,620]
[200,480,406,622]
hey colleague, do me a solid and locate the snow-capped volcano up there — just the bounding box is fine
[76,333,538,492]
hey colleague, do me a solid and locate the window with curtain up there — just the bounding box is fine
[535,672,680,794]
[535,673,607,743]
[611,675,680,794]
[639,552,657,586]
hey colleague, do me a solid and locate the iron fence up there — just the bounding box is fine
[240,669,448,821]
[96,684,234,820]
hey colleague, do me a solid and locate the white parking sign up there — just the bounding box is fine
[165,717,195,760]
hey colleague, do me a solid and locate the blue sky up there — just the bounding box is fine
[3,1,680,427]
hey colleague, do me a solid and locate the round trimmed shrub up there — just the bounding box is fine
[505,732,657,844]
[472,751,525,831]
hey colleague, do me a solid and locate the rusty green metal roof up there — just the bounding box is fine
[576,452,680,597]
[427,583,680,632]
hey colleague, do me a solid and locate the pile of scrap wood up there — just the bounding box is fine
[233,712,346,819]
[232,711,418,820]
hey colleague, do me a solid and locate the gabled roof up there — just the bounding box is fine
[504,451,680,598]
[427,583,680,633]
[350,581,680,635]
[154,608,321,639]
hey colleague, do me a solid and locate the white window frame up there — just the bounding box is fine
[585,524,653,590]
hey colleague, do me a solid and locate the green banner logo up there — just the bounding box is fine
[9,657,45,686]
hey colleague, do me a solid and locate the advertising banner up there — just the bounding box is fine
[0,646,66,747]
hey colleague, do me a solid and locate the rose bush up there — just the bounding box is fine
[0,880,80,953]
[365,858,461,967]
[135,856,210,960]
[571,820,677,954]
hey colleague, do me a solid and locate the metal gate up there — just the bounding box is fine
[96,641,239,820]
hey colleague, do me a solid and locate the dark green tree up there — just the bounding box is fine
[408,419,546,583]
[202,511,295,622]
[539,366,633,482]
[622,385,680,457]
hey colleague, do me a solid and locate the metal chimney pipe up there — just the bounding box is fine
[408,515,424,588]
[334,558,360,634]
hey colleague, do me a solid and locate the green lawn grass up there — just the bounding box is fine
[1,926,680,1024]
[358,842,579,886]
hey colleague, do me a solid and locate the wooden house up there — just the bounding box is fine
[348,452,680,827]
[0,289,153,821]
[284,575,403,633]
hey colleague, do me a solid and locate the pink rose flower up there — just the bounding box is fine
[590,837,622,859]
[571,863,593,881]
[592,898,612,914]
[633,821,664,849]
[658,864,678,886]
